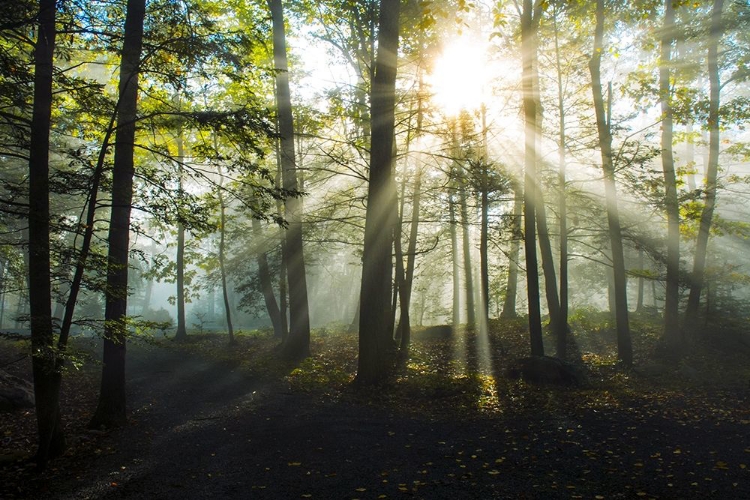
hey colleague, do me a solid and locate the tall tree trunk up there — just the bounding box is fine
[216,167,234,344]
[685,0,723,322]
[275,166,288,340]
[253,218,283,338]
[28,0,65,468]
[636,247,645,313]
[453,127,476,328]
[269,0,310,360]
[553,8,569,357]
[479,108,490,328]
[659,0,682,352]
[356,0,400,384]
[521,0,544,356]
[89,0,146,429]
[449,194,461,328]
[174,133,187,341]
[397,167,422,355]
[501,181,522,319]
[589,0,632,366]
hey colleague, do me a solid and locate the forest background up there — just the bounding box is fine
[1,0,749,475]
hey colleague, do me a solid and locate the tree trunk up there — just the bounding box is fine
[450,117,476,329]
[479,106,490,328]
[275,166,289,340]
[449,193,461,328]
[553,8,569,357]
[535,181,564,355]
[269,0,310,360]
[501,181,522,319]
[216,167,234,344]
[253,218,283,338]
[397,167,422,355]
[479,176,489,326]
[685,0,723,322]
[521,0,544,356]
[589,0,632,366]
[89,0,146,429]
[636,247,645,313]
[174,133,187,341]
[28,0,65,468]
[658,0,682,352]
[356,0,400,385]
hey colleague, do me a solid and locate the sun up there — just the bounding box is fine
[428,37,488,115]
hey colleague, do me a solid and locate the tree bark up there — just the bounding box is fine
[252,217,283,338]
[449,193,461,328]
[268,0,310,360]
[89,0,146,429]
[216,167,234,344]
[28,0,65,468]
[553,8,569,358]
[589,0,632,366]
[685,0,723,322]
[397,167,422,355]
[659,0,682,351]
[521,0,544,356]
[174,133,187,341]
[479,106,490,328]
[636,247,645,313]
[356,0,400,384]
[501,181,522,319]
[453,126,476,329]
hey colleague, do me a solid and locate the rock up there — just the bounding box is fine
[0,370,35,412]
[506,356,587,387]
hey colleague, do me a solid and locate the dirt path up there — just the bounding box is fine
[9,341,750,499]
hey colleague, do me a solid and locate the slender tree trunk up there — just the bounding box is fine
[521,0,544,356]
[501,182,522,319]
[216,167,234,344]
[275,167,288,340]
[397,167,422,355]
[252,218,283,338]
[356,0,400,384]
[449,194,461,328]
[89,0,146,429]
[453,133,476,328]
[685,121,696,192]
[269,0,310,360]
[479,105,490,328]
[174,134,187,341]
[28,0,65,468]
[686,0,723,322]
[553,9,569,357]
[636,247,645,313]
[589,0,632,366]
[659,0,682,352]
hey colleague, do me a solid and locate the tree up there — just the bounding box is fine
[520,0,544,357]
[501,179,522,319]
[28,0,65,468]
[268,0,311,360]
[659,0,682,352]
[452,120,476,328]
[89,0,146,429]
[174,129,188,341]
[356,0,400,384]
[588,0,632,366]
[216,166,235,344]
[252,216,284,339]
[685,0,724,322]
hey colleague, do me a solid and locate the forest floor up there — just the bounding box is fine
[1,315,749,499]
